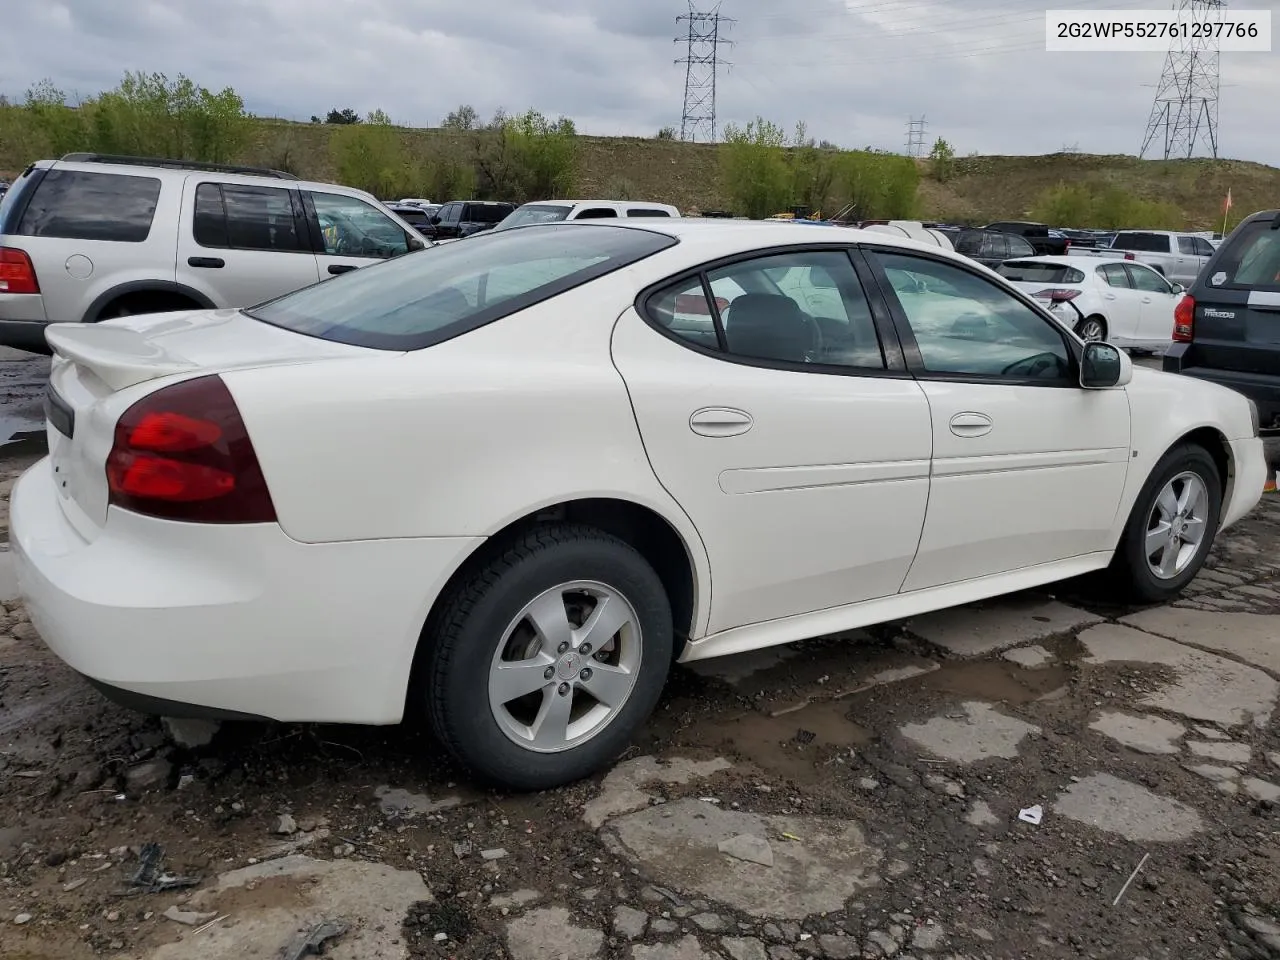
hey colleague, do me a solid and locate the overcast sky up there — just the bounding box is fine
[3,0,1277,164]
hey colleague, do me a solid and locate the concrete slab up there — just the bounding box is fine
[905,598,1101,658]
[632,935,718,960]
[1088,712,1185,755]
[899,701,1041,764]
[602,798,880,919]
[1187,741,1252,766]
[1242,778,1280,802]
[146,855,429,960]
[1121,608,1280,674]
[1053,773,1203,842]
[583,756,731,828]
[506,906,603,960]
[1079,624,1278,729]
[1187,764,1241,795]
[1001,645,1055,669]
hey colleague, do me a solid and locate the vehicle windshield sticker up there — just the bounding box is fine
[1211,271,1227,285]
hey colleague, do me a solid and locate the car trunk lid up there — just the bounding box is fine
[44,308,388,539]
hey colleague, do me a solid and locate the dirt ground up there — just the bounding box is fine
[1,378,1279,959]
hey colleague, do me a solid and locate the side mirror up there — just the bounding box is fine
[430,215,441,225]
[1170,282,1185,295]
[1080,341,1132,389]
[406,234,425,252]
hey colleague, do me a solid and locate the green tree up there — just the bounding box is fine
[928,137,955,183]
[22,79,88,155]
[330,111,410,197]
[442,104,479,130]
[656,126,677,140]
[86,72,249,162]
[719,117,791,219]
[474,108,577,201]
[834,150,919,220]
[325,108,362,124]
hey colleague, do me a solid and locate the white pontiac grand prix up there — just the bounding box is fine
[10,219,1268,790]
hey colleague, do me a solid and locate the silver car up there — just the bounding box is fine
[0,153,431,352]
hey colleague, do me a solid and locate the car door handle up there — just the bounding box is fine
[187,256,224,269]
[1141,296,1153,303]
[1104,293,1117,300]
[950,412,993,437]
[328,264,358,275]
[689,407,753,438]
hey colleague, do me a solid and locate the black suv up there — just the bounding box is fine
[1163,209,1280,434]
[430,201,517,239]
[982,221,1070,256]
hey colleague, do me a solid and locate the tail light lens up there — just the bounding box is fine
[0,247,39,294]
[1032,288,1081,302]
[1173,294,1195,342]
[1123,252,1135,260]
[106,375,277,523]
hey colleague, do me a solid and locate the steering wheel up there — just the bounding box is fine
[1001,352,1063,378]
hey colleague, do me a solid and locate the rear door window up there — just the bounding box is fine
[1098,264,1133,288]
[194,183,307,253]
[981,234,1008,259]
[15,169,161,242]
[1192,237,1215,257]
[1211,219,1280,292]
[469,204,513,224]
[1177,237,1199,255]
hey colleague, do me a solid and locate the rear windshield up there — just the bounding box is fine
[1209,218,1280,292]
[247,223,677,350]
[468,204,514,224]
[495,204,573,230]
[996,261,1085,284]
[1111,232,1169,253]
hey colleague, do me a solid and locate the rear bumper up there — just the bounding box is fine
[1224,437,1269,531]
[10,458,483,724]
[1163,348,1280,430]
[0,292,52,353]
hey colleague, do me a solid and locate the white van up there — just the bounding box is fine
[494,200,681,231]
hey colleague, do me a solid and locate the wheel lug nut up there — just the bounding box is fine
[557,682,570,696]
[557,642,569,654]
[580,668,593,681]
[544,666,555,680]
[580,643,592,655]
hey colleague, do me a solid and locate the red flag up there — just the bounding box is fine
[1223,188,1233,213]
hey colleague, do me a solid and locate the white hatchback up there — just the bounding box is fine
[10,220,1267,790]
[996,254,1184,352]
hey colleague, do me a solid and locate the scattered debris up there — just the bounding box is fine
[281,919,349,960]
[14,913,32,925]
[275,814,299,836]
[163,905,218,926]
[1112,853,1150,907]
[1018,805,1043,825]
[125,843,200,894]
[480,848,509,861]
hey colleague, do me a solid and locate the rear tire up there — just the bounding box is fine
[1074,315,1107,342]
[1109,444,1222,603]
[424,524,673,791]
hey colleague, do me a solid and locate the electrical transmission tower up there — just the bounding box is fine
[1139,0,1224,159]
[675,3,733,142]
[905,116,928,157]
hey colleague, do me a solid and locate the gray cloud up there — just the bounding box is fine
[2,0,1276,163]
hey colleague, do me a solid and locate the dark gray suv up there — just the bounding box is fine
[1163,209,1280,444]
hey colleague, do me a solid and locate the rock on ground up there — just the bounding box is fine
[602,798,880,919]
[506,906,604,960]
[1052,773,1203,842]
[632,934,718,960]
[1001,645,1055,669]
[722,937,769,960]
[1088,711,1185,755]
[899,701,1041,764]
[1186,740,1252,765]
[373,784,461,819]
[613,904,648,940]
[162,717,220,748]
[905,598,1100,657]
[147,854,429,960]
[583,756,732,828]
[1079,624,1278,729]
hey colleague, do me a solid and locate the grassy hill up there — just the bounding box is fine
[4,117,1277,229]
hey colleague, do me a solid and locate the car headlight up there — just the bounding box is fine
[1248,398,1261,437]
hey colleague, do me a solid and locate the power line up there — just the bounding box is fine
[1139,0,1224,159]
[905,116,928,157]
[675,2,734,143]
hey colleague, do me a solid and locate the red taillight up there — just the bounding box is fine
[1033,288,1081,302]
[0,247,39,295]
[1173,294,1195,342]
[1124,252,1135,260]
[105,375,276,523]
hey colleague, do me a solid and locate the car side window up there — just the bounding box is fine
[1177,236,1199,255]
[1126,264,1170,293]
[627,208,672,217]
[1008,235,1036,258]
[874,251,1071,381]
[574,208,619,219]
[310,192,409,259]
[441,204,461,223]
[194,183,306,253]
[1098,264,1132,288]
[650,250,886,369]
[17,169,162,243]
[1193,237,1215,257]
[981,233,1008,259]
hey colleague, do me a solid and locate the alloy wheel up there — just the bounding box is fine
[1144,471,1210,580]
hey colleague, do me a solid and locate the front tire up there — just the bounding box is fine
[425,524,673,791]
[1110,444,1222,603]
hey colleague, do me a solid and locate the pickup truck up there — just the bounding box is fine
[1071,230,1216,286]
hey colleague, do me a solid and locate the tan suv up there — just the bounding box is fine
[0,153,431,353]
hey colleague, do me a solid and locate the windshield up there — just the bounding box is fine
[996,262,1085,284]
[494,204,573,231]
[247,223,676,350]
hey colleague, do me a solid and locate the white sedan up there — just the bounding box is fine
[11,221,1267,790]
[994,254,1185,351]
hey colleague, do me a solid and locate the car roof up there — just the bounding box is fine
[522,200,676,207]
[1004,254,1139,268]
